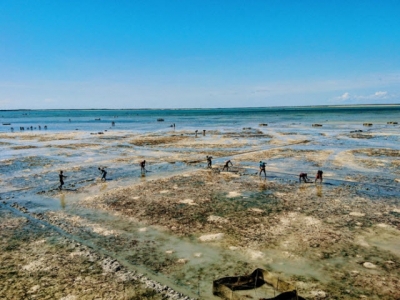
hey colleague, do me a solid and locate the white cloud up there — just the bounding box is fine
[337,92,350,101]
[0,71,399,109]
[372,91,387,98]
[331,91,397,104]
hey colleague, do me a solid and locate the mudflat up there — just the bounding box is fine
[1,125,399,299]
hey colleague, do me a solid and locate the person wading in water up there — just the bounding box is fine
[140,160,146,173]
[222,160,233,171]
[206,156,213,169]
[315,170,323,183]
[259,161,266,178]
[59,170,67,190]
[98,167,107,181]
[299,173,310,183]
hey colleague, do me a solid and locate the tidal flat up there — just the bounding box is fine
[1,122,400,299]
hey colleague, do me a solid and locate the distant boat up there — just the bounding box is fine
[157,118,164,122]
[3,123,11,125]
[95,118,101,121]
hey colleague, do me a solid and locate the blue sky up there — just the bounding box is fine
[1,0,399,109]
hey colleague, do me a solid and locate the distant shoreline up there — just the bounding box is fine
[1,103,400,112]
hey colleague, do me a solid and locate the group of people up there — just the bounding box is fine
[206,156,233,171]
[58,167,107,190]
[207,157,323,184]
[299,170,323,183]
[58,158,323,190]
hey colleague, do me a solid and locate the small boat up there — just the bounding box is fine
[157,118,164,122]
[95,118,101,121]
[2,123,11,125]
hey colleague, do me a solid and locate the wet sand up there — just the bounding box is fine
[1,125,400,299]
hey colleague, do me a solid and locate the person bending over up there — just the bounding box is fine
[299,173,310,183]
[315,170,323,183]
[222,160,233,171]
[98,167,107,181]
[140,160,146,173]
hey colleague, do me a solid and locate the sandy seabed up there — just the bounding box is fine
[0,125,400,299]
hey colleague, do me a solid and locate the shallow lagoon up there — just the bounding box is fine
[1,106,400,299]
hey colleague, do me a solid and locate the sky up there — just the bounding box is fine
[0,0,399,109]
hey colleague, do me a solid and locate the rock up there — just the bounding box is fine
[60,296,77,300]
[176,258,188,264]
[259,123,268,126]
[227,191,241,198]
[248,208,264,213]
[179,199,197,205]
[363,262,377,269]
[349,212,365,217]
[28,285,40,294]
[207,215,228,223]
[310,290,327,298]
[198,233,224,242]
[350,271,359,276]
[101,258,121,273]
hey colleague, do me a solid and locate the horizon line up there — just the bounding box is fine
[1,103,400,112]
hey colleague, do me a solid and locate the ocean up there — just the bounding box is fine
[1,105,400,133]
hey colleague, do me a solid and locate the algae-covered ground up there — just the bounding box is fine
[1,126,400,299]
[0,206,164,300]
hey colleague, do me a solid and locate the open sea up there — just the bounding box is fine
[1,105,400,133]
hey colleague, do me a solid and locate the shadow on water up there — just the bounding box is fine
[316,185,323,197]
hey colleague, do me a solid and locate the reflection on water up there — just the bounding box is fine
[99,182,108,192]
[316,185,322,197]
[60,193,66,209]
[298,184,307,193]
[140,173,147,182]
[259,178,267,191]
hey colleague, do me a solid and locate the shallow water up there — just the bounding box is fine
[1,106,400,299]
[2,105,400,133]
